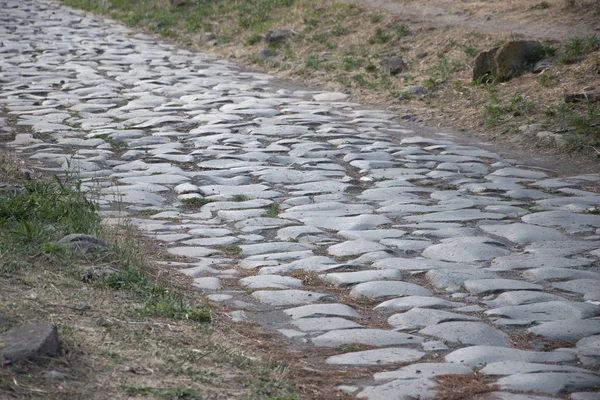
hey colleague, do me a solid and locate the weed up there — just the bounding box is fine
[425,58,462,87]
[245,33,263,45]
[536,73,556,87]
[181,197,213,208]
[221,245,242,256]
[368,27,390,44]
[305,55,320,69]
[461,44,478,58]
[141,285,211,323]
[558,35,600,64]
[352,73,377,89]
[369,14,382,23]
[395,24,409,39]
[232,194,249,202]
[342,55,363,71]
[365,63,377,73]
[264,202,280,218]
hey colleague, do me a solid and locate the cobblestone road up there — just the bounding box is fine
[1,1,600,398]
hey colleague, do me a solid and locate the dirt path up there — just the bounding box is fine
[346,0,600,41]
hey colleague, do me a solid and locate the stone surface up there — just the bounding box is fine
[464,279,543,295]
[58,234,108,253]
[251,290,331,306]
[528,319,600,341]
[445,345,576,367]
[1,323,60,364]
[388,308,480,330]
[326,348,425,366]
[312,329,424,347]
[496,372,600,395]
[419,322,510,346]
[284,303,360,320]
[350,281,432,298]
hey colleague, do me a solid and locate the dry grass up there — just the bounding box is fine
[434,372,496,400]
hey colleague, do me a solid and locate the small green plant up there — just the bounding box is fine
[352,73,377,89]
[245,33,263,45]
[368,27,390,44]
[263,203,280,218]
[181,197,213,208]
[141,285,211,323]
[221,245,242,256]
[232,194,249,202]
[305,55,320,69]
[342,55,362,71]
[395,24,409,39]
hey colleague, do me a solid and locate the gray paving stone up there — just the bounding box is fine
[375,296,461,312]
[522,210,600,233]
[479,223,568,244]
[426,269,497,292]
[374,257,480,271]
[502,300,599,325]
[491,167,548,179]
[192,277,222,291]
[238,242,307,256]
[388,308,480,330]
[357,378,438,400]
[379,239,432,253]
[284,303,360,320]
[326,348,425,366]
[404,209,506,223]
[290,317,362,332]
[464,279,544,295]
[251,290,331,306]
[337,229,407,241]
[312,328,424,347]
[419,322,510,346]
[570,393,600,400]
[373,362,472,382]
[487,291,568,307]
[239,275,303,289]
[422,237,510,262]
[445,345,576,367]
[320,269,402,287]
[496,372,600,395]
[528,319,600,341]
[524,240,600,257]
[552,279,600,297]
[490,254,594,271]
[327,240,387,257]
[470,393,564,400]
[350,281,432,298]
[300,214,391,231]
[480,361,594,375]
[524,267,600,281]
[168,246,217,258]
[576,335,600,356]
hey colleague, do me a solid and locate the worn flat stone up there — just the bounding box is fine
[496,372,600,395]
[373,362,472,382]
[464,279,543,295]
[489,254,593,271]
[470,393,564,400]
[284,303,360,320]
[522,210,600,233]
[388,308,480,330]
[445,345,576,367]
[404,209,505,223]
[524,241,600,257]
[422,237,509,262]
[168,246,216,258]
[239,242,307,256]
[320,269,401,286]
[239,275,303,289]
[312,328,424,347]
[326,348,425,366]
[192,277,222,291]
[375,296,461,312]
[487,291,568,307]
[524,267,600,281]
[290,317,362,332]
[479,223,568,244]
[426,268,496,292]
[480,361,593,375]
[252,290,332,306]
[327,240,387,257]
[350,281,432,298]
[419,322,510,346]
[357,378,438,400]
[528,319,600,341]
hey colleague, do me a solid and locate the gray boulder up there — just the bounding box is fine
[381,56,407,75]
[473,40,542,82]
[1,323,60,364]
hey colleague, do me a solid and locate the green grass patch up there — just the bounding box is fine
[181,197,214,208]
